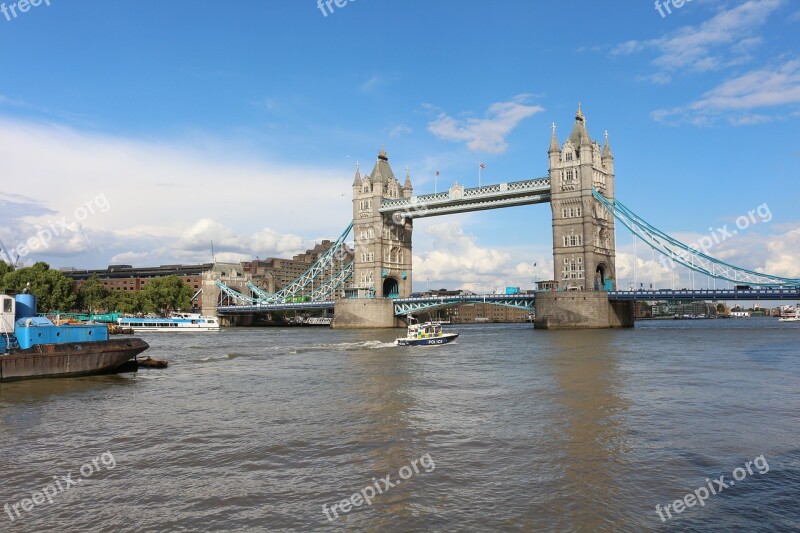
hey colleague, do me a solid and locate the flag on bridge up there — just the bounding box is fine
[479,163,486,169]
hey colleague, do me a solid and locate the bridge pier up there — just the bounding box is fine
[331,299,404,329]
[533,291,633,329]
[218,314,256,327]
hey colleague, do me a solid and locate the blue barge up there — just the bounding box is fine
[1,293,149,382]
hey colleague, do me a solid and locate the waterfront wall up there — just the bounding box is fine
[533,291,634,329]
[332,299,404,329]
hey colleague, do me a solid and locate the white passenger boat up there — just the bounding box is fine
[118,313,220,332]
[779,305,799,322]
[395,321,458,346]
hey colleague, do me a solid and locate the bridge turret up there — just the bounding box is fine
[402,167,413,198]
[602,130,614,174]
[352,161,361,188]
[548,122,560,169]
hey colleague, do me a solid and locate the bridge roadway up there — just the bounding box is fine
[216,294,536,316]
[608,288,800,301]
[217,301,335,314]
[215,288,799,316]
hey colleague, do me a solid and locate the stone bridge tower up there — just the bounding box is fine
[535,106,632,329]
[348,147,414,299]
[548,105,617,291]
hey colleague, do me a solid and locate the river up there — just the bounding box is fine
[1,318,798,532]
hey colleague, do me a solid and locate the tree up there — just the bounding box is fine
[106,289,147,314]
[78,274,110,312]
[140,276,193,315]
[2,262,77,312]
[0,261,13,278]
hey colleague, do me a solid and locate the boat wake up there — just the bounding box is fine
[193,353,242,363]
[291,340,397,353]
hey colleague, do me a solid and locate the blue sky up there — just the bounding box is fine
[1,0,799,291]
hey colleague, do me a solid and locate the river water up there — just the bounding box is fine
[1,319,798,532]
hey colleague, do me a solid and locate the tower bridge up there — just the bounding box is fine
[213,106,799,328]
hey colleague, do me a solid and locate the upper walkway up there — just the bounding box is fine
[379,178,550,218]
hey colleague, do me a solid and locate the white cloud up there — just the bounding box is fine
[412,221,551,293]
[613,0,782,75]
[0,116,352,268]
[761,228,800,278]
[360,74,392,93]
[652,58,800,125]
[388,124,412,137]
[427,95,543,154]
[180,218,305,255]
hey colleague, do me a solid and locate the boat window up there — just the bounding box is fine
[3,299,12,312]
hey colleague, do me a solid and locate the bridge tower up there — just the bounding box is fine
[334,148,413,328]
[349,147,414,298]
[548,105,617,291]
[535,106,633,329]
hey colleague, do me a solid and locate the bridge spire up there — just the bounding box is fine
[568,103,590,147]
[602,130,613,158]
[549,122,560,153]
[352,161,361,186]
[403,166,413,197]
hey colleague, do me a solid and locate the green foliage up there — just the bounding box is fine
[0,261,13,282]
[106,290,147,314]
[78,274,110,312]
[1,264,194,315]
[2,262,77,312]
[140,275,193,314]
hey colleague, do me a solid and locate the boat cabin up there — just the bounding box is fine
[407,322,443,339]
[1,295,15,336]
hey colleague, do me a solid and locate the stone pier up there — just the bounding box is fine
[533,291,633,329]
[331,299,404,329]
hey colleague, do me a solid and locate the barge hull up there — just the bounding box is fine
[0,338,149,382]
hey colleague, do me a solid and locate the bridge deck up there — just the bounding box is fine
[609,288,800,301]
[217,301,335,314]
[216,289,799,315]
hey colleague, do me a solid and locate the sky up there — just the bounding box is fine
[1,0,799,293]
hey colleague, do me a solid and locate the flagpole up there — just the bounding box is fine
[478,164,482,187]
[435,172,438,193]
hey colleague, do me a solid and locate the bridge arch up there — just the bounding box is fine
[383,277,400,299]
[595,262,609,290]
